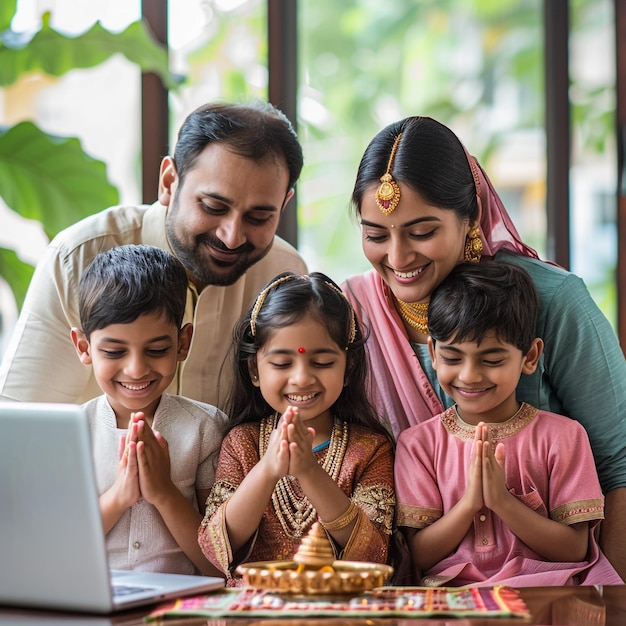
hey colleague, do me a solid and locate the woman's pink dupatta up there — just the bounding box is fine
[343,270,444,439]
[470,157,539,260]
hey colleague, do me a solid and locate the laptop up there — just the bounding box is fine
[0,402,225,614]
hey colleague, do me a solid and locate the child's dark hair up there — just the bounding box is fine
[428,261,539,353]
[226,271,387,436]
[78,244,188,338]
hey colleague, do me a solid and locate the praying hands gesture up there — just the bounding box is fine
[102,420,141,519]
[464,422,509,514]
[408,422,591,573]
[223,406,357,553]
[99,412,169,533]
[283,406,318,477]
[255,407,296,483]
[99,412,219,576]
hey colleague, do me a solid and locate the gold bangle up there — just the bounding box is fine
[320,501,359,531]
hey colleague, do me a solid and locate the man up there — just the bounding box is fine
[0,101,307,408]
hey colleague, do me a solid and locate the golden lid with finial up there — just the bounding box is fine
[293,521,335,568]
[236,521,394,594]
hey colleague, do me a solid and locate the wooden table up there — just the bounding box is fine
[1,585,625,625]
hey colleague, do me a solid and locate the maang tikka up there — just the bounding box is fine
[375,133,402,215]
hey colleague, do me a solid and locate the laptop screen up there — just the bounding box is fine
[0,402,224,614]
[0,402,114,612]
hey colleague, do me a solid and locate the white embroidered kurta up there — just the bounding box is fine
[86,393,226,574]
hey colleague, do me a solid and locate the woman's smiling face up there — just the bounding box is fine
[360,182,471,304]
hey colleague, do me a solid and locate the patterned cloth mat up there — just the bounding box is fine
[146,585,529,620]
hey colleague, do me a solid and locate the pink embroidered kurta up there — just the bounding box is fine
[395,403,622,587]
[198,419,395,585]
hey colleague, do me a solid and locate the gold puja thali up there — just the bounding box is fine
[236,521,394,595]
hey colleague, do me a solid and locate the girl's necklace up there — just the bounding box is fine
[395,298,429,335]
[259,413,348,538]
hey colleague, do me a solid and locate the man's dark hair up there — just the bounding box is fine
[173,101,303,192]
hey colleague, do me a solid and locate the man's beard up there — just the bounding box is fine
[166,215,272,288]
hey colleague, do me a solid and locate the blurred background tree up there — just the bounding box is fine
[296,0,615,321]
[0,0,176,310]
[0,0,616,348]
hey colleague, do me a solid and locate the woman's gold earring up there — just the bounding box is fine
[464,226,483,263]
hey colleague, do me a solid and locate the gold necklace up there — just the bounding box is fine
[395,298,429,335]
[259,414,348,538]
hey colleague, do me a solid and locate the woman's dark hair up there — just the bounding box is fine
[351,116,477,223]
[225,271,388,437]
[428,261,539,353]
[173,101,303,193]
[78,244,188,338]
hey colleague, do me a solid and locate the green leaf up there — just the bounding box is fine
[0,0,17,33]
[0,15,180,89]
[0,121,119,239]
[0,247,34,311]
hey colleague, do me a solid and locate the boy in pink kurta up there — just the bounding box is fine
[396,404,619,586]
[395,261,622,587]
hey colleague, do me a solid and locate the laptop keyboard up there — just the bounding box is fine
[112,583,155,597]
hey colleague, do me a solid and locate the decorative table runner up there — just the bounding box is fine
[146,585,529,620]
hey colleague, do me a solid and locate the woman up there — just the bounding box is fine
[342,116,626,578]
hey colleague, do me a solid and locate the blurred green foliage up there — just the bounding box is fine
[0,2,175,309]
[295,0,615,327]
[0,0,615,327]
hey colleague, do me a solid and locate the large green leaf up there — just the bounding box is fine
[0,121,119,239]
[0,0,17,33]
[0,247,34,311]
[0,13,180,89]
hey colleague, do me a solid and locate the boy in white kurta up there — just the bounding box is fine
[71,244,226,577]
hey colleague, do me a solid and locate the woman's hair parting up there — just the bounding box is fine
[226,271,387,435]
[351,116,478,224]
[428,261,539,353]
[78,244,188,338]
